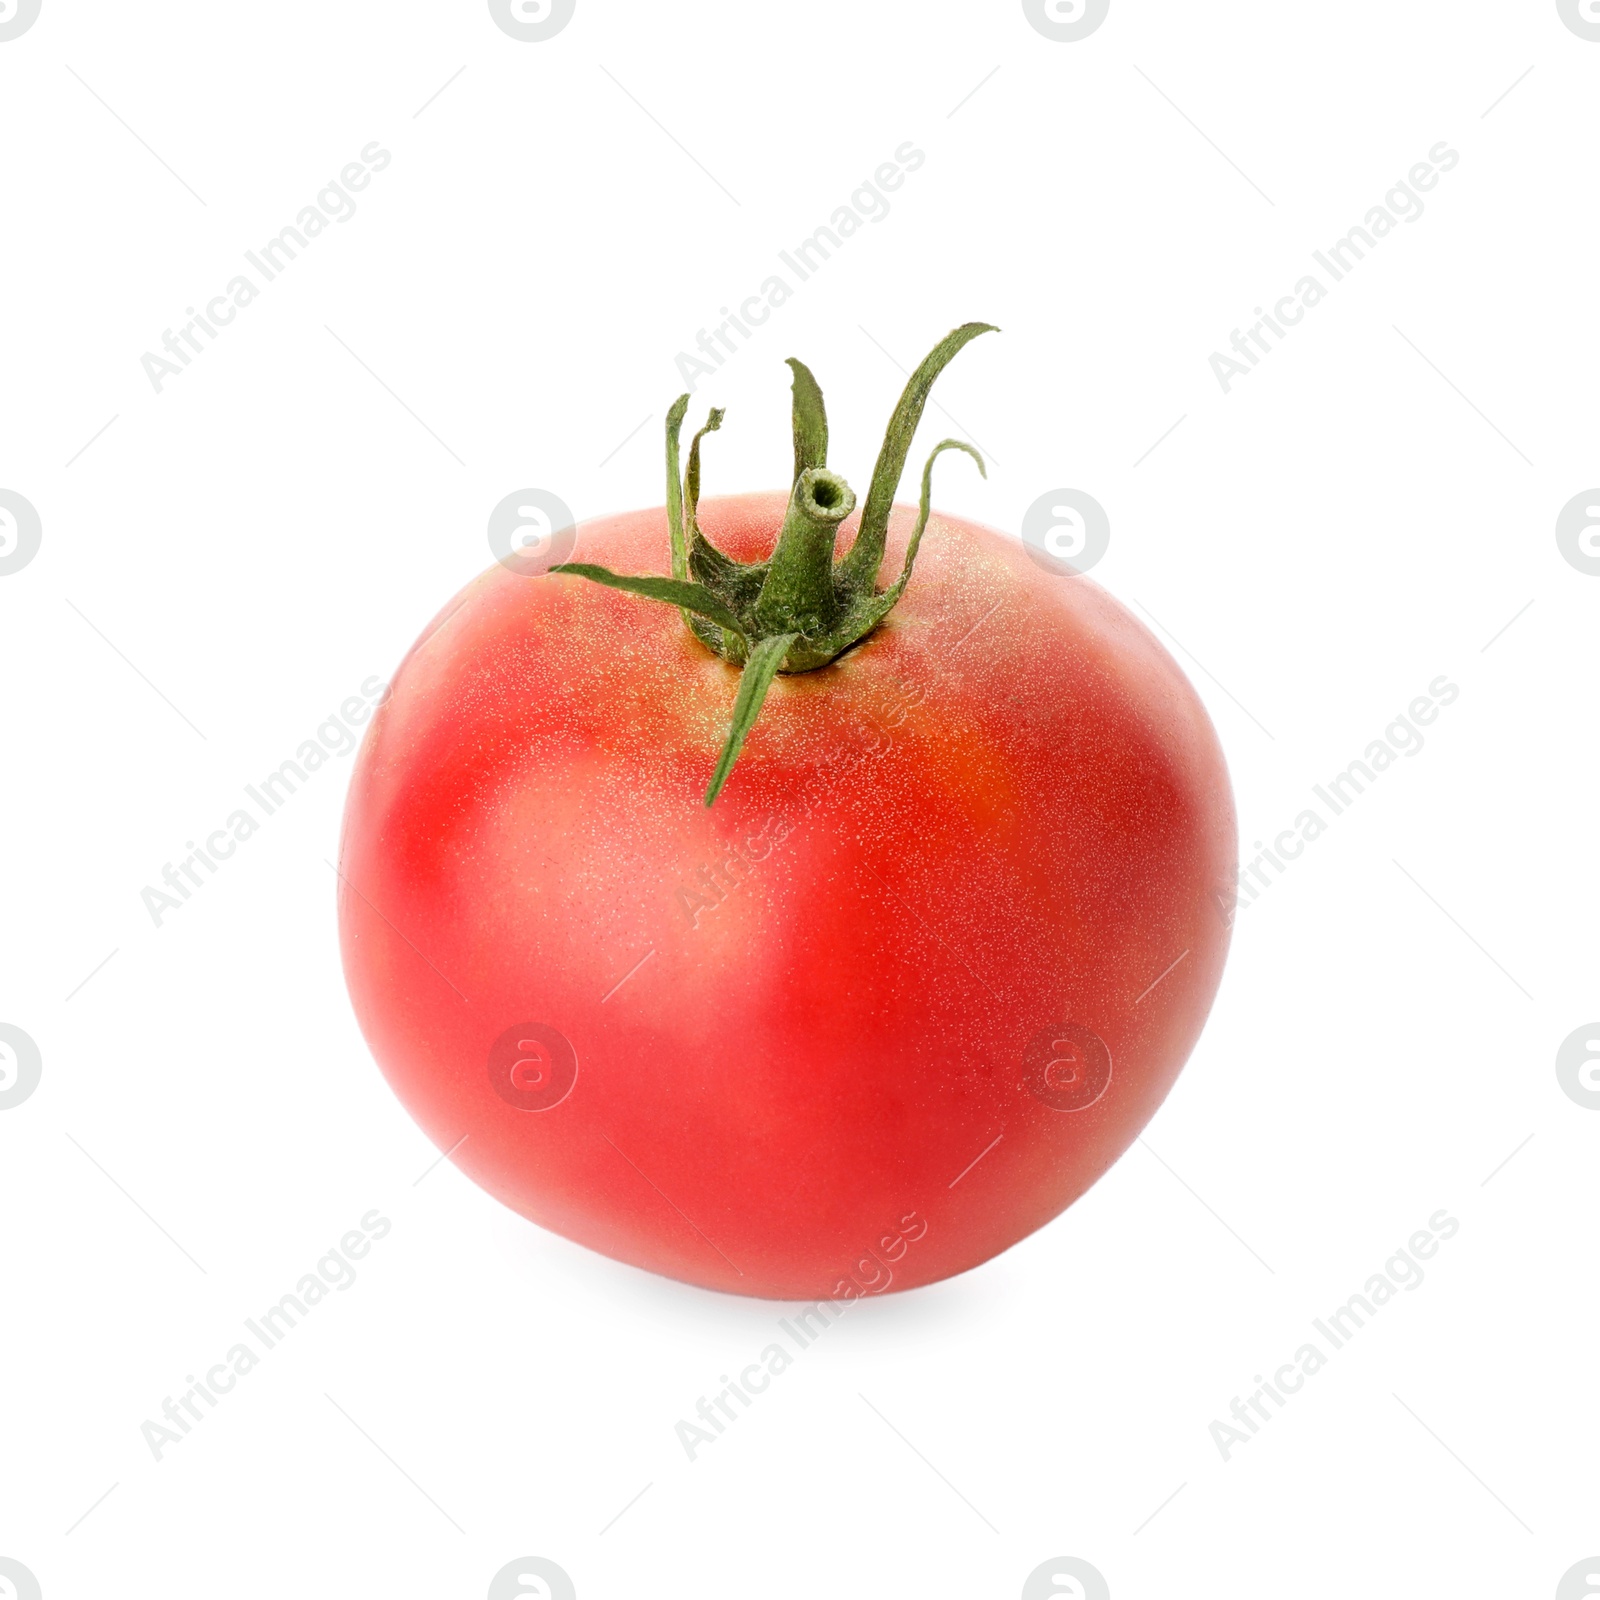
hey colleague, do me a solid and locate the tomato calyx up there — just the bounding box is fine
[552,321,997,805]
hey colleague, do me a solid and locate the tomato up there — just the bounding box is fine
[337,329,1235,1299]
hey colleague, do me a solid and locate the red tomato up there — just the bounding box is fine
[338,491,1236,1300]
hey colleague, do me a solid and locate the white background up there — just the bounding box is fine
[2,2,1597,1597]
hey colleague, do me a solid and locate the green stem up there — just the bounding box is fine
[785,357,828,479]
[548,322,996,804]
[665,394,690,580]
[839,321,997,591]
[703,631,798,806]
[751,467,856,637]
[550,565,748,639]
[878,439,986,608]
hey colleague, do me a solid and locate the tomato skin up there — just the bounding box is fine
[338,494,1235,1299]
